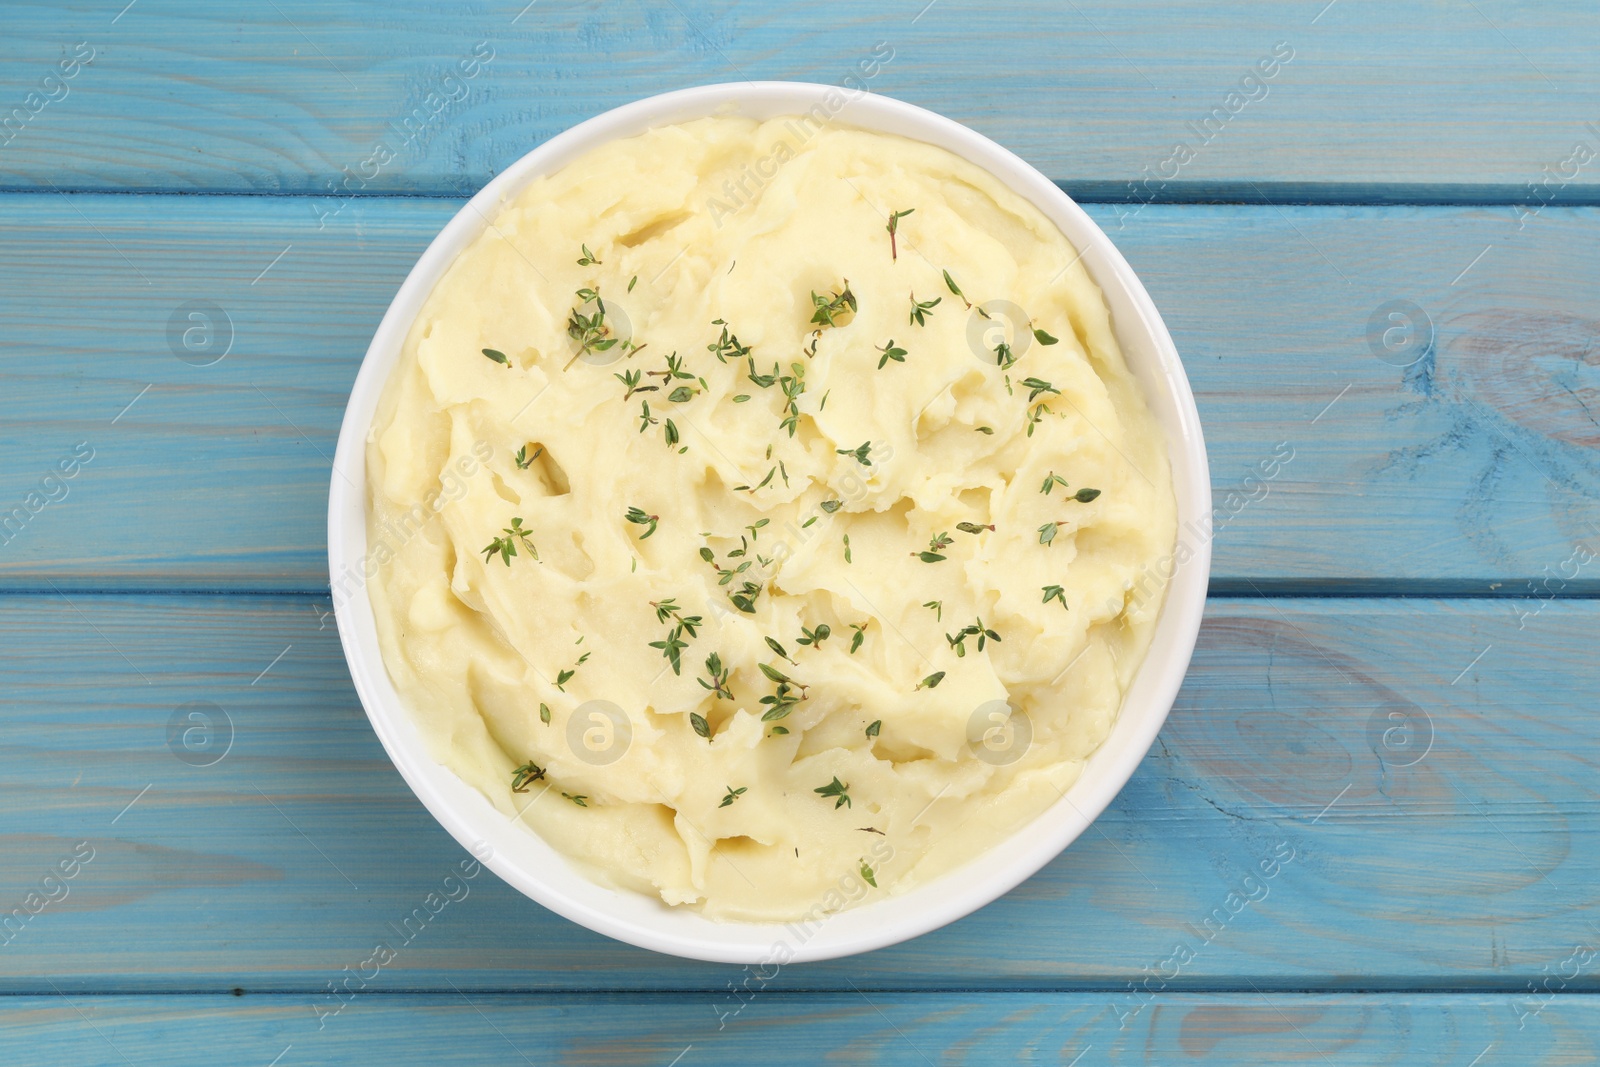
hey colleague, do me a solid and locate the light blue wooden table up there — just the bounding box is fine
[3,2,1598,1063]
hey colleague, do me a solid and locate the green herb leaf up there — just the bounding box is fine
[1021,377,1060,403]
[836,441,872,466]
[511,760,546,792]
[624,506,659,540]
[909,293,942,327]
[562,792,589,807]
[876,339,907,370]
[912,531,953,563]
[860,860,878,887]
[849,621,868,654]
[691,712,711,739]
[482,348,510,366]
[956,521,994,535]
[539,702,551,725]
[720,785,747,807]
[1075,487,1102,503]
[576,243,601,266]
[1042,584,1068,609]
[820,499,844,514]
[708,319,752,364]
[922,600,942,620]
[481,516,540,566]
[729,580,763,614]
[1032,327,1059,345]
[814,776,852,809]
[865,719,881,738]
[1038,521,1062,546]
[809,283,857,328]
[796,623,831,648]
[886,208,914,260]
[697,652,734,701]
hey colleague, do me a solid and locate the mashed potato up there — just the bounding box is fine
[365,115,1176,921]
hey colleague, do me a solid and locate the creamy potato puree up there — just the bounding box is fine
[366,115,1176,921]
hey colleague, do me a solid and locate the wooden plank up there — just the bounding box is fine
[1,992,1595,1066]
[2,195,1597,590]
[0,1,1597,195]
[2,594,1596,991]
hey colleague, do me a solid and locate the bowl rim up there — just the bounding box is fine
[329,80,1211,964]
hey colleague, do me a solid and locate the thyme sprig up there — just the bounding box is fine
[796,623,831,648]
[778,362,806,436]
[615,368,657,400]
[636,399,681,450]
[1042,584,1069,609]
[956,521,994,534]
[567,286,633,362]
[576,243,601,266]
[909,293,941,326]
[701,545,752,587]
[1021,377,1060,403]
[708,319,752,364]
[1025,402,1050,436]
[947,617,1001,657]
[759,662,808,721]
[886,208,914,260]
[555,651,590,691]
[923,600,943,621]
[913,531,953,563]
[511,760,546,792]
[481,517,539,566]
[697,652,734,701]
[876,339,907,369]
[810,283,857,328]
[849,621,868,654]
[514,444,543,469]
[836,441,872,466]
[814,776,852,809]
[625,506,659,540]
[720,785,747,807]
[648,598,703,675]
[943,269,989,318]
[729,580,763,614]
[1041,472,1102,503]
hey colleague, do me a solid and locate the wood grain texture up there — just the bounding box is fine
[2,594,1595,992]
[2,992,1595,1067]
[1,0,1597,196]
[3,194,1598,590]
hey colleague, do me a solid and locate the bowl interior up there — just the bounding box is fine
[330,81,1211,964]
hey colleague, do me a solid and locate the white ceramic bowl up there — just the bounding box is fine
[329,81,1210,964]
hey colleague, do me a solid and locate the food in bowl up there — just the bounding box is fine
[363,114,1176,922]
